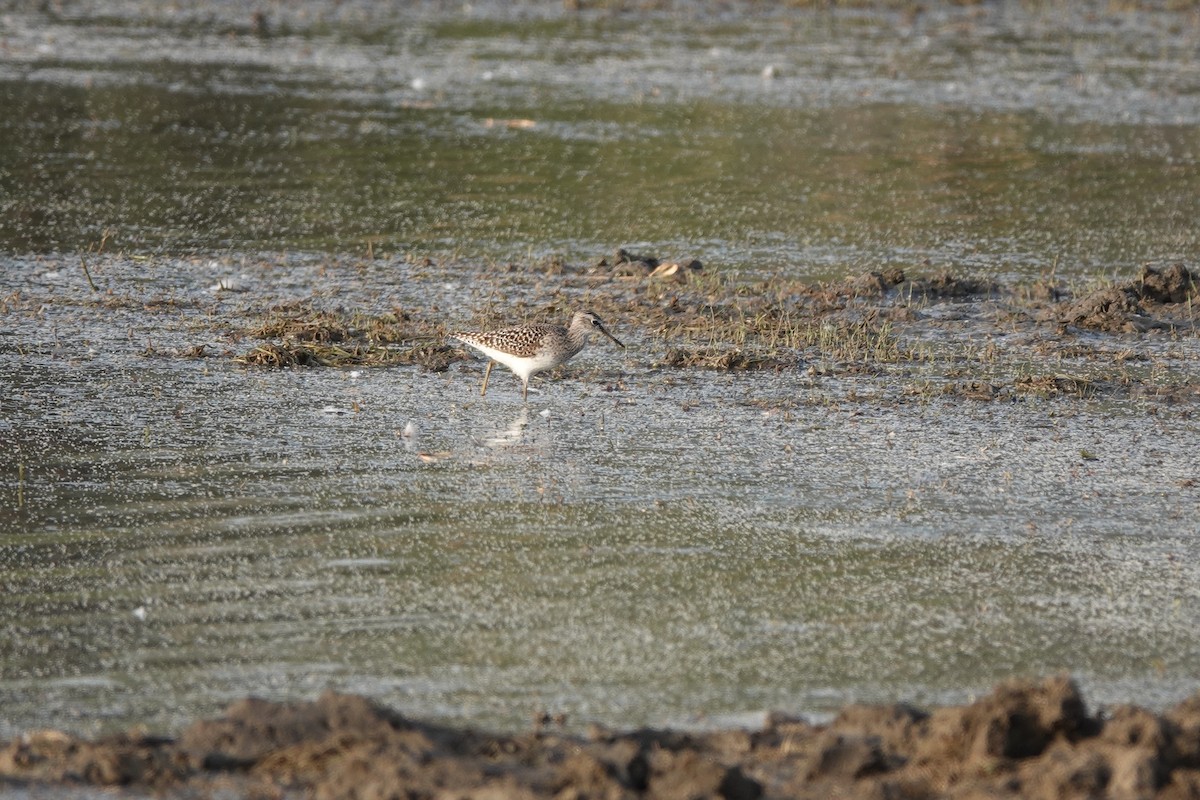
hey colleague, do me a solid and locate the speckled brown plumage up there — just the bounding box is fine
[451,323,567,360]
[449,310,624,400]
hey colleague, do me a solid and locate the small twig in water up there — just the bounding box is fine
[79,229,111,292]
[80,255,100,292]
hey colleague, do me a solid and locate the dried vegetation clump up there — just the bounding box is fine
[235,299,456,370]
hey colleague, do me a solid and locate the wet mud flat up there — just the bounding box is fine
[5,0,1200,786]
[7,255,1200,786]
[13,248,1195,405]
[4,676,1200,799]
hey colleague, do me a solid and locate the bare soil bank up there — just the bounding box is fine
[3,676,1199,799]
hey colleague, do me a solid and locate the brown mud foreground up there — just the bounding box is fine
[4,676,1200,799]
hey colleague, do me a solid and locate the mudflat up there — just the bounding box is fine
[4,0,1200,781]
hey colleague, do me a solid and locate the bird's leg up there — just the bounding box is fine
[522,379,528,402]
[480,361,494,396]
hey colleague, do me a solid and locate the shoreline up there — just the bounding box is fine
[4,676,1199,798]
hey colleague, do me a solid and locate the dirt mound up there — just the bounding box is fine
[835,269,999,300]
[1051,263,1198,332]
[598,248,704,280]
[3,676,1200,798]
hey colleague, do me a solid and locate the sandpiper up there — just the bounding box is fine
[449,310,625,400]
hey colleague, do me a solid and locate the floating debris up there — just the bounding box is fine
[208,278,247,293]
[484,118,536,130]
[648,259,703,281]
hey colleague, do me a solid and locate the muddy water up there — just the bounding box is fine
[2,2,1200,738]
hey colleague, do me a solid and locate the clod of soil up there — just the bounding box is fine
[658,346,787,370]
[1049,263,1199,333]
[4,677,1200,799]
[844,269,1000,300]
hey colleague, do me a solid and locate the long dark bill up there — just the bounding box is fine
[597,323,625,349]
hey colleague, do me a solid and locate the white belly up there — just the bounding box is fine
[466,342,570,382]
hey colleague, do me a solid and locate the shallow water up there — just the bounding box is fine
[3,2,1200,270]
[2,1,1200,737]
